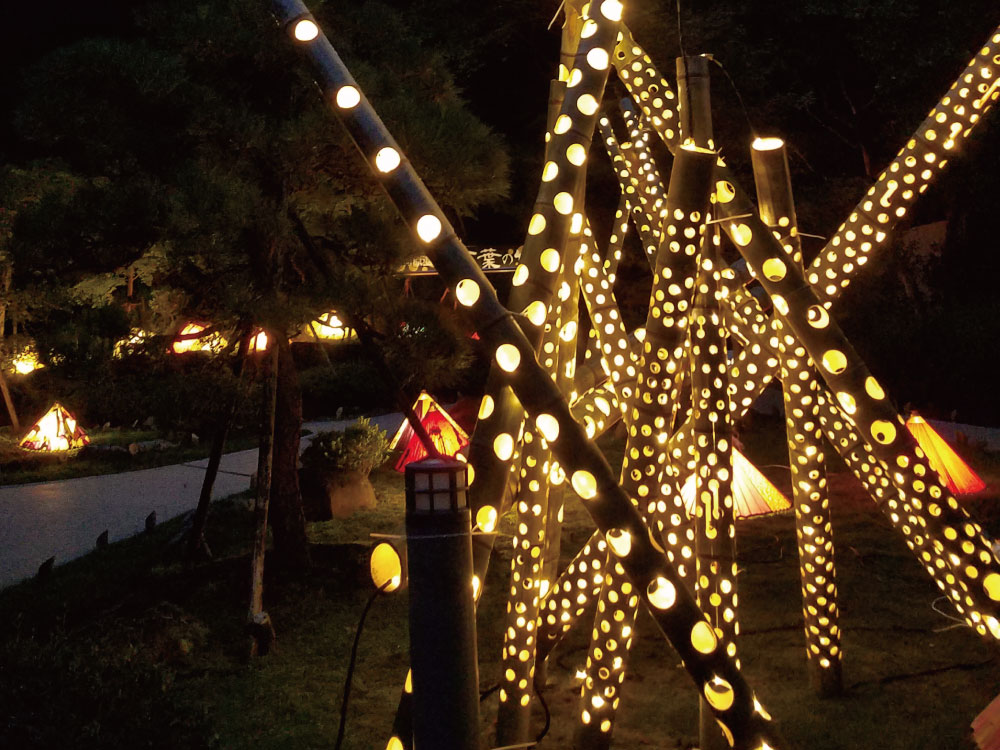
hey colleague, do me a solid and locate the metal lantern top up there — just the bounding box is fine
[404,457,469,513]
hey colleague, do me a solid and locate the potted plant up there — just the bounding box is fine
[299,417,389,520]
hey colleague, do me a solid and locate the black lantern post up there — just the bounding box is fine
[404,457,481,750]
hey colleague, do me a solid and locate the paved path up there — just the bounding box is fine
[0,414,403,590]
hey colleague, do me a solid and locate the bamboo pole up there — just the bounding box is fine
[751,137,843,696]
[576,142,714,750]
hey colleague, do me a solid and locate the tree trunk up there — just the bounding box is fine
[186,332,252,559]
[0,370,20,432]
[248,345,278,658]
[268,333,311,571]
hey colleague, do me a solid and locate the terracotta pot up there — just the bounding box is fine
[300,467,376,520]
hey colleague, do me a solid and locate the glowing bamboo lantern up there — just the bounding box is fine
[751,136,843,695]
[270,4,783,747]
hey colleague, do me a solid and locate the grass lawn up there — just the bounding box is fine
[1,426,999,749]
[0,426,261,486]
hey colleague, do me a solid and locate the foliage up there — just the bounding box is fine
[300,417,390,476]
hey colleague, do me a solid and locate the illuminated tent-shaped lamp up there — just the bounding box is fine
[310,311,356,341]
[906,413,987,495]
[389,392,470,471]
[172,323,227,354]
[682,448,792,519]
[19,403,90,452]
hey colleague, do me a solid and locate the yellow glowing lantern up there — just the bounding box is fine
[310,311,356,341]
[8,345,44,375]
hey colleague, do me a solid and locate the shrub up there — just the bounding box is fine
[300,417,389,476]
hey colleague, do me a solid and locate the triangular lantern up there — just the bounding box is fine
[19,403,90,452]
[389,392,470,472]
[906,413,986,495]
[682,448,792,520]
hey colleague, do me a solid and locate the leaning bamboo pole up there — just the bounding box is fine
[808,27,1000,305]
[268,3,784,747]
[751,137,843,696]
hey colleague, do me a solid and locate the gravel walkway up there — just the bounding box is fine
[0,414,403,589]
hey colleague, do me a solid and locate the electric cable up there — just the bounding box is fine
[533,674,551,744]
[710,57,757,140]
[334,579,391,750]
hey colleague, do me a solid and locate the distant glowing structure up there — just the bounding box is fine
[8,345,44,374]
[682,449,791,519]
[172,323,227,354]
[389,392,469,471]
[310,311,355,341]
[19,403,89,452]
[906,414,987,495]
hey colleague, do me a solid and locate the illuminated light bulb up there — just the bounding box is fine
[690,620,718,653]
[495,344,521,372]
[478,395,495,420]
[416,214,442,243]
[752,136,784,151]
[646,576,676,609]
[600,0,623,20]
[536,413,560,442]
[540,248,561,273]
[370,543,402,592]
[335,86,361,109]
[704,676,735,711]
[292,18,319,41]
[374,147,401,173]
[821,349,848,374]
[865,376,885,400]
[730,223,753,246]
[761,258,787,281]
[553,192,574,215]
[477,505,499,533]
[566,143,587,166]
[571,469,598,499]
[587,47,610,71]
[542,161,559,181]
[528,214,547,235]
[870,420,897,445]
[455,279,480,307]
[606,528,631,557]
[577,94,599,116]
